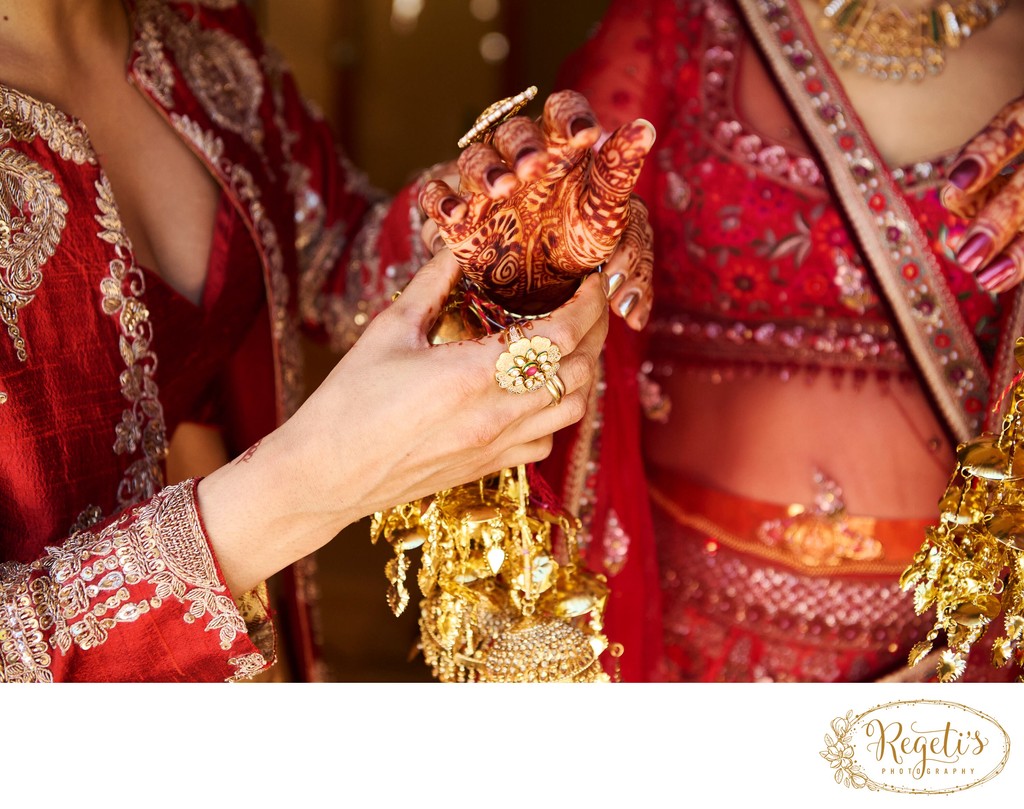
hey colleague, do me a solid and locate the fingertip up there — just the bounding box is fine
[485,167,519,198]
[948,157,982,192]
[514,148,549,183]
[633,117,657,148]
[629,301,652,332]
[939,182,961,209]
[569,119,601,150]
[420,179,468,225]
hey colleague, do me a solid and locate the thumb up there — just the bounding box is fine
[388,247,463,333]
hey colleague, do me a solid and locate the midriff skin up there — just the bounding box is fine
[646,0,1024,520]
[644,373,954,518]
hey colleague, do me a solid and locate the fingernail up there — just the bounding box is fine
[607,272,626,297]
[617,291,639,318]
[570,115,597,137]
[633,117,657,147]
[956,233,993,273]
[978,256,1016,290]
[598,269,611,297]
[514,146,546,181]
[514,146,539,164]
[485,166,517,196]
[948,157,982,191]
[440,196,460,218]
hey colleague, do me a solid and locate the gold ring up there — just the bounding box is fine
[458,85,538,149]
[544,374,565,406]
[494,326,562,394]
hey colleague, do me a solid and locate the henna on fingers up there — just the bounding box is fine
[945,94,1024,286]
[542,89,602,154]
[604,195,654,329]
[420,100,655,314]
[457,142,519,198]
[491,116,549,183]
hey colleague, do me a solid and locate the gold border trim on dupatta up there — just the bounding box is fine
[735,0,1009,442]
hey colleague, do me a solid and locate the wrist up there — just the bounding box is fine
[197,417,356,595]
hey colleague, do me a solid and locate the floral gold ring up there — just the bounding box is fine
[495,324,563,395]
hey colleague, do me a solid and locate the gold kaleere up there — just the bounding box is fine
[817,0,1008,82]
[903,336,1024,681]
[372,465,613,682]
[370,278,614,683]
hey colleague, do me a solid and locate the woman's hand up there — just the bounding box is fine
[945,93,1024,294]
[197,249,608,595]
[419,89,656,316]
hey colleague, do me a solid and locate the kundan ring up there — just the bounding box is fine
[495,324,563,395]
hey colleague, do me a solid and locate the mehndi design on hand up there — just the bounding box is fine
[945,92,1024,294]
[420,90,656,315]
[605,195,654,329]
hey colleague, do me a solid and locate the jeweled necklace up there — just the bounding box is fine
[816,0,1009,81]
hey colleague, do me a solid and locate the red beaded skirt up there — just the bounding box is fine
[649,468,943,682]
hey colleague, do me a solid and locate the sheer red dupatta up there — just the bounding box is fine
[540,0,668,682]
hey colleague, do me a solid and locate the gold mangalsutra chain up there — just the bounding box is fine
[816,0,1009,81]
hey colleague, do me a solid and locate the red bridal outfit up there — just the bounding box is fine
[0,0,426,681]
[545,0,1023,681]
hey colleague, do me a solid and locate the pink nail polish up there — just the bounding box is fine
[948,158,982,191]
[978,256,1016,290]
[956,233,993,273]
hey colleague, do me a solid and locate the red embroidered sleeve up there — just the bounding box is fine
[0,479,274,683]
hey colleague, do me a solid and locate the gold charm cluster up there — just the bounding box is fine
[902,337,1024,682]
[371,465,614,682]
[817,0,1008,81]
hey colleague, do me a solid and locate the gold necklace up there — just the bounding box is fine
[816,0,1009,81]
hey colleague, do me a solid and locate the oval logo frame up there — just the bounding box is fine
[821,700,1010,794]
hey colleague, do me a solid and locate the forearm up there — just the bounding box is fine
[197,413,360,597]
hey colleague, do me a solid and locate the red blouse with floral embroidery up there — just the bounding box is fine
[540,0,1011,682]
[0,0,426,682]
[568,0,1002,381]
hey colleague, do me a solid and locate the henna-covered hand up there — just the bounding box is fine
[419,90,656,316]
[603,195,654,330]
[944,92,1024,294]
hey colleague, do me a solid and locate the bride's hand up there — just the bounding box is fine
[944,93,1024,293]
[419,90,656,316]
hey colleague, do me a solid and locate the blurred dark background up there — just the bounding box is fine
[251,0,611,191]
[249,0,612,681]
